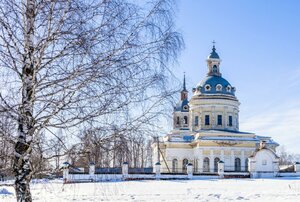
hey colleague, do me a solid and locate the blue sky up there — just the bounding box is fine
[173,0,300,153]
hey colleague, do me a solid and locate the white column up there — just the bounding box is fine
[187,163,193,179]
[294,162,300,173]
[212,107,215,128]
[155,162,161,179]
[231,150,234,171]
[89,162,95,181]
[224,107,228,129]
[210,150,214,173]
[221,150,224,162]
[122,162,129,179]
[62,162,70,183]
[190,110,194,131]
[218,161,225,179]
[199,150,203,173]
[241,150,245,171]
[199,110,202,129]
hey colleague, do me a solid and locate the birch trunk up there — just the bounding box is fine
[14,0,35,201]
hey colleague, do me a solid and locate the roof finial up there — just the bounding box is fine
[183,72,186,91]
[212,40,216,51]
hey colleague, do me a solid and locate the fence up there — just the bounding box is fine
[95,167,122,174]
[62,161,300,183]
[128,168,153,174]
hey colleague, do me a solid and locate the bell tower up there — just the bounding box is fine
[173,74,189,130]
[206,41,222,77]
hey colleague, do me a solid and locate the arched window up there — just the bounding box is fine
[184,116,188,124]
[213,65,218,73]
[182,159,188,173]
[214,157,220,172]
[235,158,241,171]
[203,157,210,172]
[216,84,222,91]
[245,159,249,171]
[205,84,211,91]
[194,116,199,126]
[226,85,231,92]
[228,116,233,127]
[172,159,178,173]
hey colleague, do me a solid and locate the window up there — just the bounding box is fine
[195,116,199,126]
[205,115,210,125]
[228,116,233,127]
[214,157,220,172]
[172,159,178,173]
[235,158,241,171]
[226,85,231,92]
[203,157,210,172]
[176,117,180,125]
[216,84,222,91]
[183,159,188,173]
[217,115,222,125]
[184,116,188,124]
[262,160,267,165]
[205,84,211,91]
[183,105,188,111]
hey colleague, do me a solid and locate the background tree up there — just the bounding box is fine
[0,0,183,201]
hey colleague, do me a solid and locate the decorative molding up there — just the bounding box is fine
[213,140,240,147]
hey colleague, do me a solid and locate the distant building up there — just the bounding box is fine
[152,45,279,175]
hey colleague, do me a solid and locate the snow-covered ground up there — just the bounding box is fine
[1,177,300,201]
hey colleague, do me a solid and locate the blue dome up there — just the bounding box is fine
[207,46,220,59]
[208,51,219,59]
[174,99,189,112]
[197,76,235,96]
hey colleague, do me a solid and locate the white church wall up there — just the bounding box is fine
[248,148,280,178]
[164,147,193,172]
[253,150,276,172]
[191,147,254,173]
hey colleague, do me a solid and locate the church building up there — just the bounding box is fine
[152,45,279,174]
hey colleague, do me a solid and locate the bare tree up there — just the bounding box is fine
[0,0,183,201]
[277,145,300,165]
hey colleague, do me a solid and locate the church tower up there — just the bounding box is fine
[206,43,222,77]
[173,74,189,130]
[189,44,240,132]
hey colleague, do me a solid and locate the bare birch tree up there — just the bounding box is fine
[0,0,183,201]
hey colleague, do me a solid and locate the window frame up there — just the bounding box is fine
[205,115,210,125]
[195,116,199,126]
[228,115,233,127]
[217,115,222,126]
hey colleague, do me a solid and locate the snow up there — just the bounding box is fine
[1,178,300,201]
[0,188,13,195]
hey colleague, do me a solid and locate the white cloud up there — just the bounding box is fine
[240,101,300,154]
